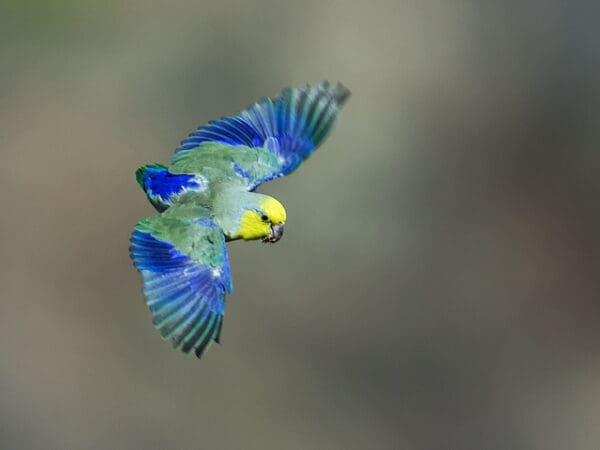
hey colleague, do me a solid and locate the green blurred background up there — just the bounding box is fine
[2,1,600,449]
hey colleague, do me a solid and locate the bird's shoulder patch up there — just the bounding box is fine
[136,164,207,211]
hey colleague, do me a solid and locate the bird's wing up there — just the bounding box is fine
[171,81,350,189]
[129,208,231,358]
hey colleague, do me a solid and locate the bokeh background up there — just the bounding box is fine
[2,1,600,449]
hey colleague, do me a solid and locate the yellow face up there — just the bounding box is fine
[238,196,286,241]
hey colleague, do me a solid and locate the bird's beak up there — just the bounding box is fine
[264,222,284,243]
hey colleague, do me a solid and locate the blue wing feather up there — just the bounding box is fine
[130,222,230,357]
[174,81,350,179]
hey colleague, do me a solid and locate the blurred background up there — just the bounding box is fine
[1,1,600,449]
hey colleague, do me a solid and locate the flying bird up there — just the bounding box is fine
[130,81,350,357]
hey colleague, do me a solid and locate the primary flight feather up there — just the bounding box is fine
[130,81,350,358]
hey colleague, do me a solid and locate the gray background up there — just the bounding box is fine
[2,1,600,449]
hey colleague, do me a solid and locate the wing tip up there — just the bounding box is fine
[283,80,351,106]
[328,81,351,106]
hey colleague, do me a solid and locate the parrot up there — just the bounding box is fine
[130,81,350,358]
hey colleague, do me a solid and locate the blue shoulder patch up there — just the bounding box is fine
[136,164,204,211]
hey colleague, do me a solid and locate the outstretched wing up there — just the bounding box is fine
[172,81,350,188]
[129,209,232,358]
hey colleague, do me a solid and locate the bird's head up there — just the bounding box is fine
[237,195,286,243]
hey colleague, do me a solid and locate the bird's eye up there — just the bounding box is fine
[261,214,269,222]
